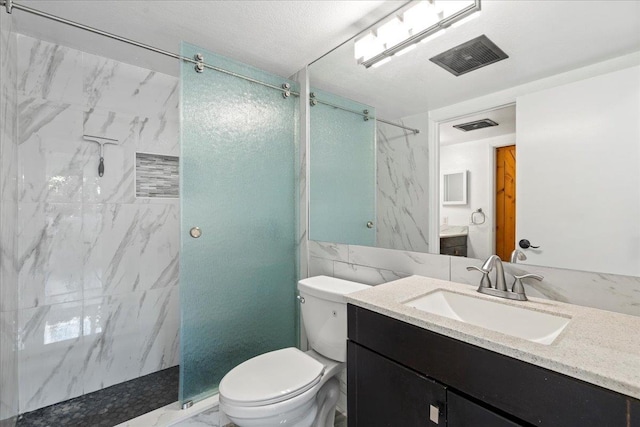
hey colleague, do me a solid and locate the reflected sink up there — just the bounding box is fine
[404,290,571,345]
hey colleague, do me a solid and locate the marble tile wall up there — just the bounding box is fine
[13,35,180,413]
[376,114,430,253]
[308,240,640,317]
[0,10,19,427]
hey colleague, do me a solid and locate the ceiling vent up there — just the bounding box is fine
[430,35,509,76]
[453,119,499,132]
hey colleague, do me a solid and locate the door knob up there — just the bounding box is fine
[519,239,540,249]
[190,227,202,238]
[366,221,374,229]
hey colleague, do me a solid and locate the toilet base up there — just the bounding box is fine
[222,377,341,427]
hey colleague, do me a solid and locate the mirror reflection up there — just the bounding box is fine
[308,0,640,277]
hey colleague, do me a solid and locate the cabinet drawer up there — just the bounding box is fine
[440,245,467,257]
[440,235,467,248]
[448,391,524,427]
[348,341,446,426]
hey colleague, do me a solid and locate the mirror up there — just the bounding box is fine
[308,0,640,277]
[442,170,467,205]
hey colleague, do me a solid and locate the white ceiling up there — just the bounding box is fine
[439,104,515,146]
[309,0,640,118]
[11,0,406,78]
[9,0,640,119]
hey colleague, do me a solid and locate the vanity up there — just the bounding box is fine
[346,276,640,426]
[439,226,468,257]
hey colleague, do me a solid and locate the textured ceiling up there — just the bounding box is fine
[9,0,640,118]
[309,0,640,118]
[440,104,515,146]
[10,0,406,77]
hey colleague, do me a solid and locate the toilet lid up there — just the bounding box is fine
[219,347,324,407]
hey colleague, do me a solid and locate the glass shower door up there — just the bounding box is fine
[309,89,376,246]
[180,43,298,403]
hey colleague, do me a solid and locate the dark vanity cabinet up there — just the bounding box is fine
[347,305,640,427]
[439,236,467,257]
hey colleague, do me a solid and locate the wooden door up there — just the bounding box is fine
[495,145,516,261]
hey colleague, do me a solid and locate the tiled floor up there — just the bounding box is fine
[15,365,347,427]
[172,406,348,427]
[16,367,179,427]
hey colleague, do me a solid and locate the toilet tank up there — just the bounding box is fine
[298,276,370,362]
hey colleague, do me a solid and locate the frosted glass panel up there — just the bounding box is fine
[180,43,298,403]
[309,89,376,246]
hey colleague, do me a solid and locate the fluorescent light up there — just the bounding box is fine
[395,44,417,57]
[403,2,440,34]
[419,29,446,44]
[371,57,392,68]
[354,32,384,62]
[376,17,409,49]
[441,0,475,19]
[354,0,481,69]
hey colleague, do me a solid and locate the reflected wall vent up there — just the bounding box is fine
[430,35,509,76]
[453,119,498,132]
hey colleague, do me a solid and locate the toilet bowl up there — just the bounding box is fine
[219,276,370,427]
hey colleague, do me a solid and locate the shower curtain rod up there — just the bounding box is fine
[312,98,420,135]
[2,0,420,135]
[1,0,296,95]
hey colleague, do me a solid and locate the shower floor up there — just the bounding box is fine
[16,366,179,427]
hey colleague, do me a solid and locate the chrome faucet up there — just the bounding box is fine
[510,249,527,263]
[467,255,543,301]
[481,255,508,291]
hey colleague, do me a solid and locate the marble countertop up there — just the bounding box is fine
[439,225,468,238]
[346,275,640,400]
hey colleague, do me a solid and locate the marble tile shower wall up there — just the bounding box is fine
[14,35,180,413]
[376,118,429,253]
[0,12,19,427]
[308,241,640,317]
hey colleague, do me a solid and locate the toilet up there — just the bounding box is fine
[219,275,370,426]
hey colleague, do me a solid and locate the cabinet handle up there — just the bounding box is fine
[429,404,440,424]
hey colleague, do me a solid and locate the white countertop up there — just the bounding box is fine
[346,275,640,400]
[439,225,468,238]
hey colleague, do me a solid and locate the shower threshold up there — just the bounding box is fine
[16,366,178,427]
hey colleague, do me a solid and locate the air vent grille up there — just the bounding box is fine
[430,35,508,76]
[453,119,499,132]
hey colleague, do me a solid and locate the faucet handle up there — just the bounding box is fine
[512,273,543,295]
[466,266,492,288]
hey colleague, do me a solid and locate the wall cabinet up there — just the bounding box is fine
[347,305,640,426]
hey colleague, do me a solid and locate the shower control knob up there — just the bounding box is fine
[366,221,374,229]
[190,227,202,238]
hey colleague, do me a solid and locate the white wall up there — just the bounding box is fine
[517,66,640,276]
[440,134,515,260]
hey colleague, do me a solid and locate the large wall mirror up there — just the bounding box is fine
[308,0,640,277]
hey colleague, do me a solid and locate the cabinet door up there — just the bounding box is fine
[448,391,524,427]
[348,341,446,427]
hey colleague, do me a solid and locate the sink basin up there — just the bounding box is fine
[404,290,571,345]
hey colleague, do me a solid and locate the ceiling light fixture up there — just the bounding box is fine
[354,0,481,68]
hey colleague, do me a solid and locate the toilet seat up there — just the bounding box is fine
[219,347,325,407]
